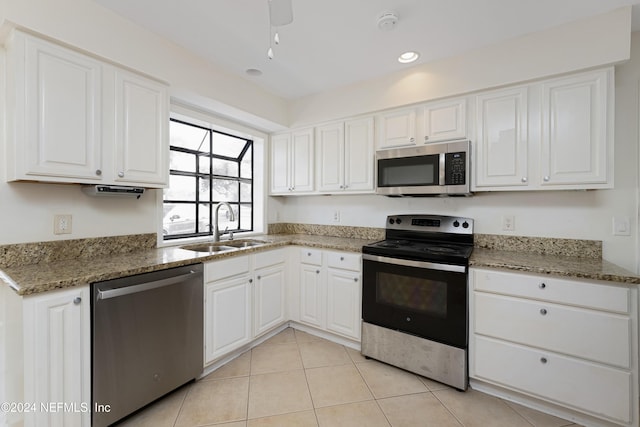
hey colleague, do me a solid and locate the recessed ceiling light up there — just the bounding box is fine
[398,51,419,64]
[246,68,263,76]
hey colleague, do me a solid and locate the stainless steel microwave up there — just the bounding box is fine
[376,140,471,196]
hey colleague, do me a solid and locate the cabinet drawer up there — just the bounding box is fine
[472,336,632,424]
[474,292,631,368]
[327,251,361,271]
[254,248,287,269]
[300,248,322,265]
[205,256,250,282]
[472,268,630,313]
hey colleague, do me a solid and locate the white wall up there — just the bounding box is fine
[269,31,640,273]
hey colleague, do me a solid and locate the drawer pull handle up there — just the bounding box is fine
[539,283,546,289]
[540,308,547,315]
[540,357,548,364]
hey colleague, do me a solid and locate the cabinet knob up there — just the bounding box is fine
[409,137,415,143]
[543,176,550,182]
[339,185,344,189]
[316,270,320,274]
[249,279,253,283]
[73,297,82,305]
[424,136,429,141]
[257,275,261,280]
[95,169,102,176]
[340,256,345,261]
[118,171,125,178]
[353,277,358,282]
[521,177,527,183]
[307,252,312,256]
[539,283,546,289]
[540,357,548,364]
[540,308,547,315]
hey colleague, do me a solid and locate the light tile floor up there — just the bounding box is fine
[115,328,580,427]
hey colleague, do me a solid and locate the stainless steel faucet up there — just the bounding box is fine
[213,202,236,242]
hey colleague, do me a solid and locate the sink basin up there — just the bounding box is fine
[223,239,268,248]
[181,244,236,253]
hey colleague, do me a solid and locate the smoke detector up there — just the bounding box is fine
[377,11,398,31]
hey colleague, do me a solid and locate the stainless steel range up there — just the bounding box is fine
[361,214,473,390]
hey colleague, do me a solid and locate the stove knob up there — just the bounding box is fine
[462,221,469,229]
[389,218,395,224]
[396,218,402,224]
[453,220,460,227]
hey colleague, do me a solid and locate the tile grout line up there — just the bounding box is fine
[350,355,393,426]
[294,330,322,426]
[430,389,467,427]
[171,383,192,427]
[245,347,254,424]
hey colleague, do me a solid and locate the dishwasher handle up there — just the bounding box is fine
[96,271,199,300]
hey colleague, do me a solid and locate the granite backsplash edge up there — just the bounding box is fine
[0,225,602,269]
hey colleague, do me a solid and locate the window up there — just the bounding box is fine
[163,118,253,240]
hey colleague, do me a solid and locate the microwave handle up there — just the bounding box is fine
[439,153,445,186]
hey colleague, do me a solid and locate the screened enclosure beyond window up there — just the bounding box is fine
[163,118,253,240]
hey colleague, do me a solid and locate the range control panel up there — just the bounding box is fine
[387,214,473,235]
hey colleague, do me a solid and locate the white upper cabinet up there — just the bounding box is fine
[473,67,613,192]
[376,108,417,149]
[113,69,169,186]
[270,128,314,194]
[316,117,374,193]
[7,32,103,182]
[423,97,468,143]
[540,69,612,188]
[5,29,169,187]
[474,86,529,188]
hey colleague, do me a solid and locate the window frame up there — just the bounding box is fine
[162,117,255,241]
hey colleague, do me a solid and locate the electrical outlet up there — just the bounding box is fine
[612,216,631,236]
[54,214,72,235]
[502,215,515,231]
[333,210,340,223]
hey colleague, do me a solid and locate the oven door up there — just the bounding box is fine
[362,254,467,348]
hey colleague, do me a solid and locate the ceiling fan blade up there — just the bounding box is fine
[269,0,293,26]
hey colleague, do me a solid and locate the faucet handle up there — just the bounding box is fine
[229,230,234,240]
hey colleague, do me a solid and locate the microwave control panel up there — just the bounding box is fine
[444,152,466,185]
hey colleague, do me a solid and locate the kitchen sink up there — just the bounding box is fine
[223,239,268,248]
[180,239,269,253]
[180,244,236,253]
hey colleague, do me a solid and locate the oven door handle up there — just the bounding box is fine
[362,254,466,273]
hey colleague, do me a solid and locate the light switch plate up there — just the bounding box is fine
[612,216,630,236]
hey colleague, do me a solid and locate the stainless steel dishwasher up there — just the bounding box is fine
[92,264,203,427]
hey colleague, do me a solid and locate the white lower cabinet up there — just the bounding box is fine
[298,248,362,341]
[17,286,91,427]
[470,268,638,426]
[204,249,287,365]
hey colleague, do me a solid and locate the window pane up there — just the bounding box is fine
[198,177,211,202]
[162,204,196,236]
[165,175,196,201]
[212,133,247,158]
[198,154,211,174]
[240,205,252,230]
[212,179,239,202]
[240,150,252,178]
[198,204,211,233]
[213,159,239,177]
[170,121,209,152]
[240,183,251,202]
[169,150,195,173]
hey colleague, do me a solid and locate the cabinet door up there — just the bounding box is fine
[423,98,467,143]
[114,69,169,187]
[540,69,612,187]
[23,287,90,427]
[270,133,291,194]
[474,87,528,188]
[291,128,315,193]
[299,264,324,328]
[204,276,251,364]
[344,117,375,192]
[376,108,417,149]
[254,265,286,337]
[326,268,361,340]
[18,33,103,182]
[316,123,345,192]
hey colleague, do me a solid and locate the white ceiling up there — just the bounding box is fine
[94,0,640,100]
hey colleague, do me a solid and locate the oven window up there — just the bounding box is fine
[376,272,447,318]
[378,155,438,187]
